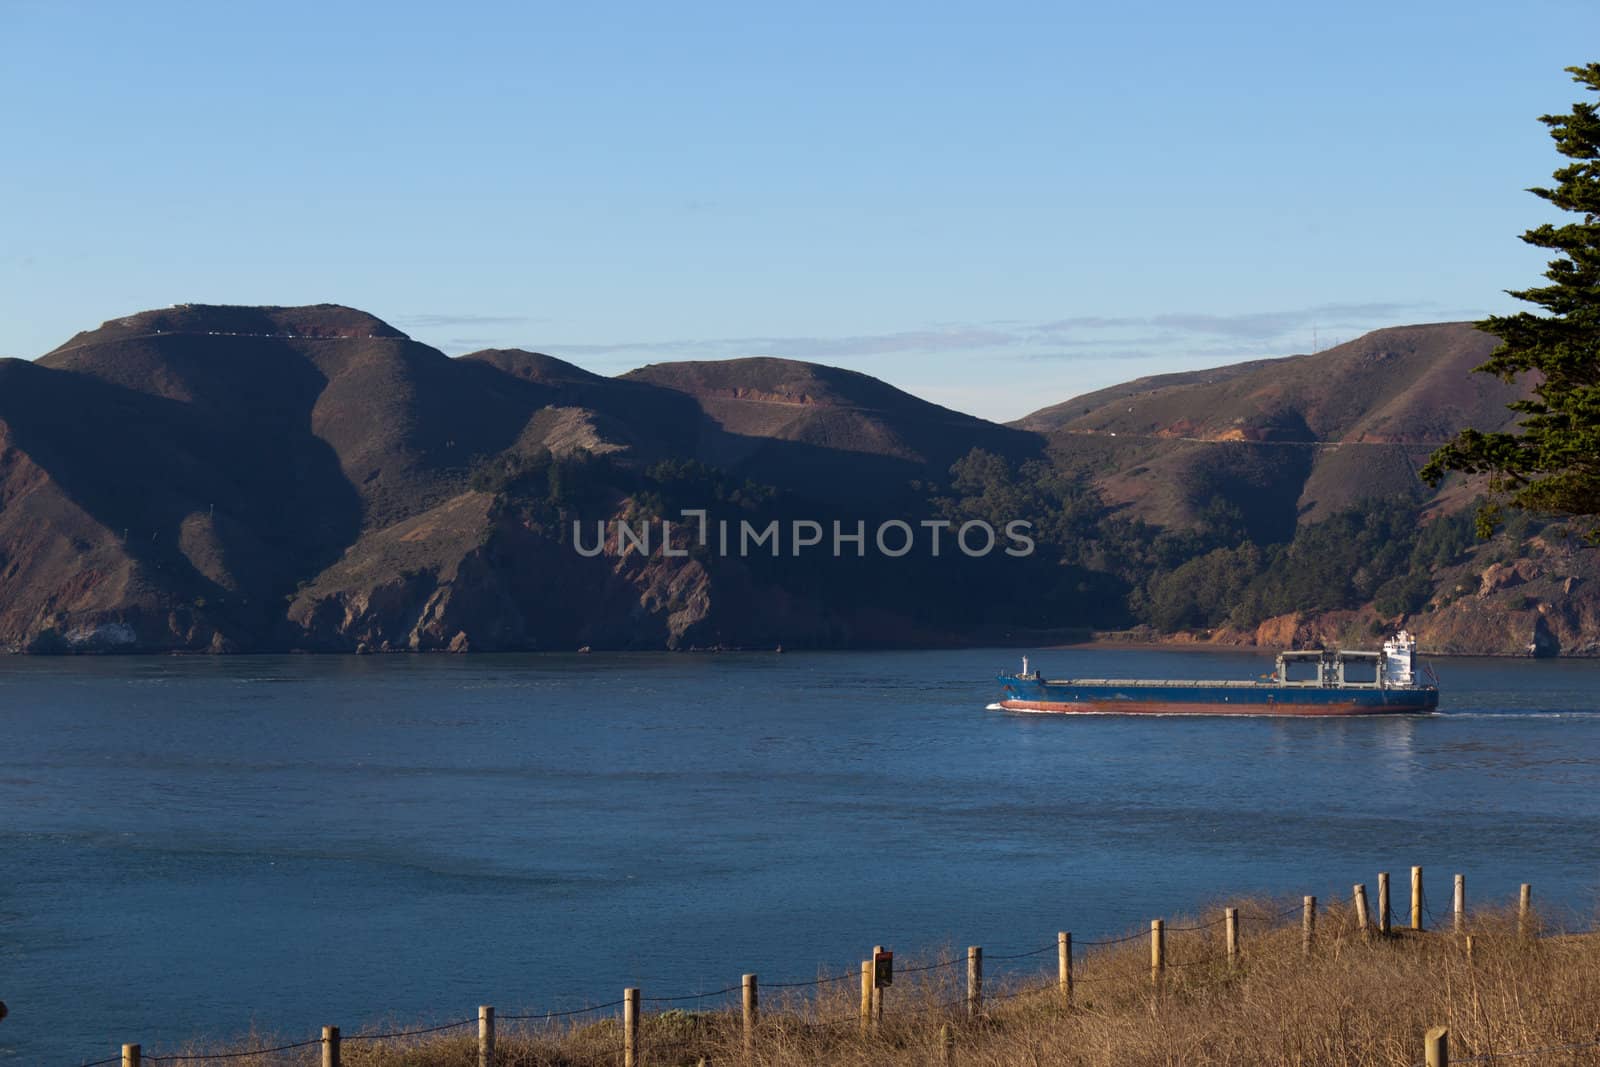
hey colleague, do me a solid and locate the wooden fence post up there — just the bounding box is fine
[1412,866,1424,932]
[1354,884,1370,938]
[967,946,983,1019]
[1519,884,1532,939]
[1058,931,1072,1004]
[479,1005,494,1067]
[1225,908,1239,967]
[322,1026,340,1067]
[872,944,885,1021]
[623,989,639,1067]
[939,1022,955,1066]
[1453,874,1465,933]
[1425,1024,1449,1066]
[1379,872,1391,934]
[121,1045,140,1067]
[1150,920,1165,985]
[860,960,873,1033]
[742,973,758,1061]
[1302,896,1316,957]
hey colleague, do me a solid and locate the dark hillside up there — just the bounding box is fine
[44,310,542,531]
[625,357,1041,503]
[0,354,358,649]
[460,348,705,461]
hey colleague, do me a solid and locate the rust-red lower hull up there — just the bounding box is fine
[997,699,1424,717]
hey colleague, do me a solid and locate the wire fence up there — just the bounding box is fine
[1076,927,1149,946]
[499,998,628,1021]
[1448,1037,1600,1063]
[63,876,1569,1067]
[763,970,859,990]
[640,984,743,1005]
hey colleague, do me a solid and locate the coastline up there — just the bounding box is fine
[0,637,1585,657]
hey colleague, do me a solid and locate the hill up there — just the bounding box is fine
[620,357,1039,504]
[0,304,1591,655]
[1020,324,1524,540]
[1017,323,1517,442]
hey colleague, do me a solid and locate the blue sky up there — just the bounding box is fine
[3,1,1595,420]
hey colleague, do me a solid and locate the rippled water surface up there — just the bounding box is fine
[4,648,1600,1063]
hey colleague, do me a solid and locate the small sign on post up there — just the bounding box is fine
[873,949,894,988]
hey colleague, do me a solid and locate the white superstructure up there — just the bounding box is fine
[1382,630,1417,688]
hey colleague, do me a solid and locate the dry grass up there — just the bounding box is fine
[126,902,1600,1067]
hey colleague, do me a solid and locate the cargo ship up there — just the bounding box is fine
[993,631,1439,716]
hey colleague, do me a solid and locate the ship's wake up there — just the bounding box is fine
[1436,710,1600,719]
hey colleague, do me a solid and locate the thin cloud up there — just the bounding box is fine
[438,337,505,353]
[396,313,541,329]
[1030,303,1425,345]
[1148,302,1420,340]
[1033,315,1146,333]
[1010,344,1193,363]
[531,301,1438,368]
[554,325,1017,360]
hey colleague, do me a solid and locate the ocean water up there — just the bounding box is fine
[4,647,1600,1064]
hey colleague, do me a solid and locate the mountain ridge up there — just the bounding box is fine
[0,304,1588,655]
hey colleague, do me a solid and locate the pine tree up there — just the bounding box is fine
[1421,63,1600,532]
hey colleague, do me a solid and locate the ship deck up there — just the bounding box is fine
[1039,678,1411,690]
